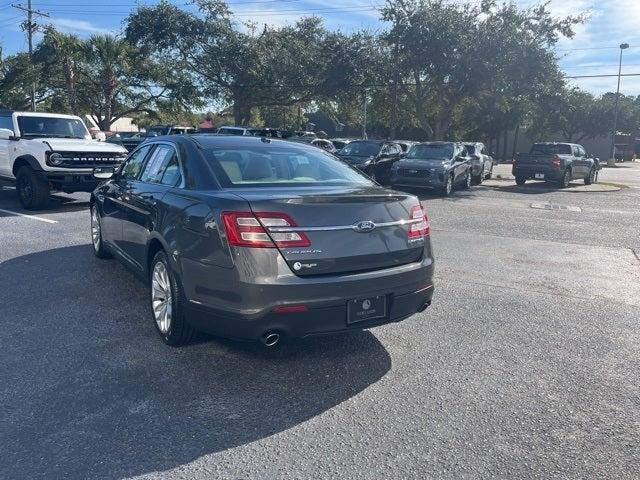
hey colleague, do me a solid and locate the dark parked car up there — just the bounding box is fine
[396,140,418,153]
[330,138,355,150]
[390,142,472,196]
[337,140,404,184]
[111,125,196,152]
[513,142,599,187]
[463,142,494,184]
[90,136,434,346]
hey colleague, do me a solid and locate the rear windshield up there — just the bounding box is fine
[530,144,572,155]
[203,146,373,188]
[407,144,454,159]
[338,142,381,157]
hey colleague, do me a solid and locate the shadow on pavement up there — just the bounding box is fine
[0,186,89,215]
[0,245,391,479]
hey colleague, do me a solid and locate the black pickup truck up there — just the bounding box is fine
[513,143,599,188]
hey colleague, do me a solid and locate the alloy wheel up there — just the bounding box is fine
[445,175,452,195]
[151,261,173,334]
[18,175,32,203]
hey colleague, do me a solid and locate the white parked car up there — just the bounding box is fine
[0,110,128,209]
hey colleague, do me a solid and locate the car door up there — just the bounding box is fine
[454,146,468,182]
[376,143,400,180]
[571,145,588,178]
[480,144,491,175]
[103,144,154,251]
[0,114,15,177]
[119,142,179,271]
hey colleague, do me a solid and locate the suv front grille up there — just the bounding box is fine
[48,152,127,169]
[399,168,430,178]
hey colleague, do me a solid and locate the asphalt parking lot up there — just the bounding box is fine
[1,163,639,479]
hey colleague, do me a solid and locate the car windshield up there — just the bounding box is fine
[17,116,89,139]
[530,144,572,155]
[407,144,454,159]
[203,146,373,188]
[339,142,381,157]
[218,128,245,135]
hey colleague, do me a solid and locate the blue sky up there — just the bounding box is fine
[2,0,640,95]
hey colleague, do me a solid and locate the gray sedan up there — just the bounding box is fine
[90,135,435,347]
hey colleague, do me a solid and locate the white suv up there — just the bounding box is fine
[0,110,128,209]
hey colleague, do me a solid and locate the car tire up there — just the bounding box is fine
[91,204,112,259]
[441,173,453,197]
[472,170,483,185]
[584,167,596,185]
[16,166,50,210]
[150,250,196,346]
[559,168,571,188]
[462,170,472,189]
[515,176,526,186]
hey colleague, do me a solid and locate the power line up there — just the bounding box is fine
[12,1,49,111]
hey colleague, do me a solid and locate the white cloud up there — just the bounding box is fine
[47,17,115,35]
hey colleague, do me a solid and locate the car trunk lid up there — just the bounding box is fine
[228,186,428,276]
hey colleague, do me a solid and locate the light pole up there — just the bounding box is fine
[609,42,629,166]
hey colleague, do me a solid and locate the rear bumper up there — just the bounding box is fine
[182,254,434,340]
[186,282,434,340]
[512,165,562,181]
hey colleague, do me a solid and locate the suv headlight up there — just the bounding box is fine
[48,152,64,166]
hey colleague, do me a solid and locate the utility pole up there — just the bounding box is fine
[13,1,49,112]
[609,42,629,166]
[362,92,367,140]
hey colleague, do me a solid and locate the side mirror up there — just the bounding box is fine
[0,128,15,140]
[93,166,115,180]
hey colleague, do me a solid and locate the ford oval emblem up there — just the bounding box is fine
[353,220,376,233]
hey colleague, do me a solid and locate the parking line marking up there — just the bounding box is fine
[0,208,58,224]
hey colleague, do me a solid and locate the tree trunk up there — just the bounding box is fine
[511,123,520,160]
[496,132,501,161]
[232,87,252,126]
[502,129,509,161]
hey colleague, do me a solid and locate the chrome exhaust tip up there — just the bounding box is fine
[261,332,280,347]
[417,301,431,313]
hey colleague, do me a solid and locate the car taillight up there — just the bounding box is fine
[221,211,310,248]
[408,205,430,238]
[551,155,561,168]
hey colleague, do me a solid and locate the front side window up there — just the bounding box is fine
[16,115,89,139]
[203,145,374,188]
[407,144,454,160]
[121,145,153,180]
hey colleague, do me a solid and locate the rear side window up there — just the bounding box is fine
[531,144,572,155]
[203,146,373,188]
[140,145,175,183]
[465,145,476,155]
[121,145,152,179]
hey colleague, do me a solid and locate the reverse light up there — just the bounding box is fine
[408,205,431,238]
[222,211,310,248]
